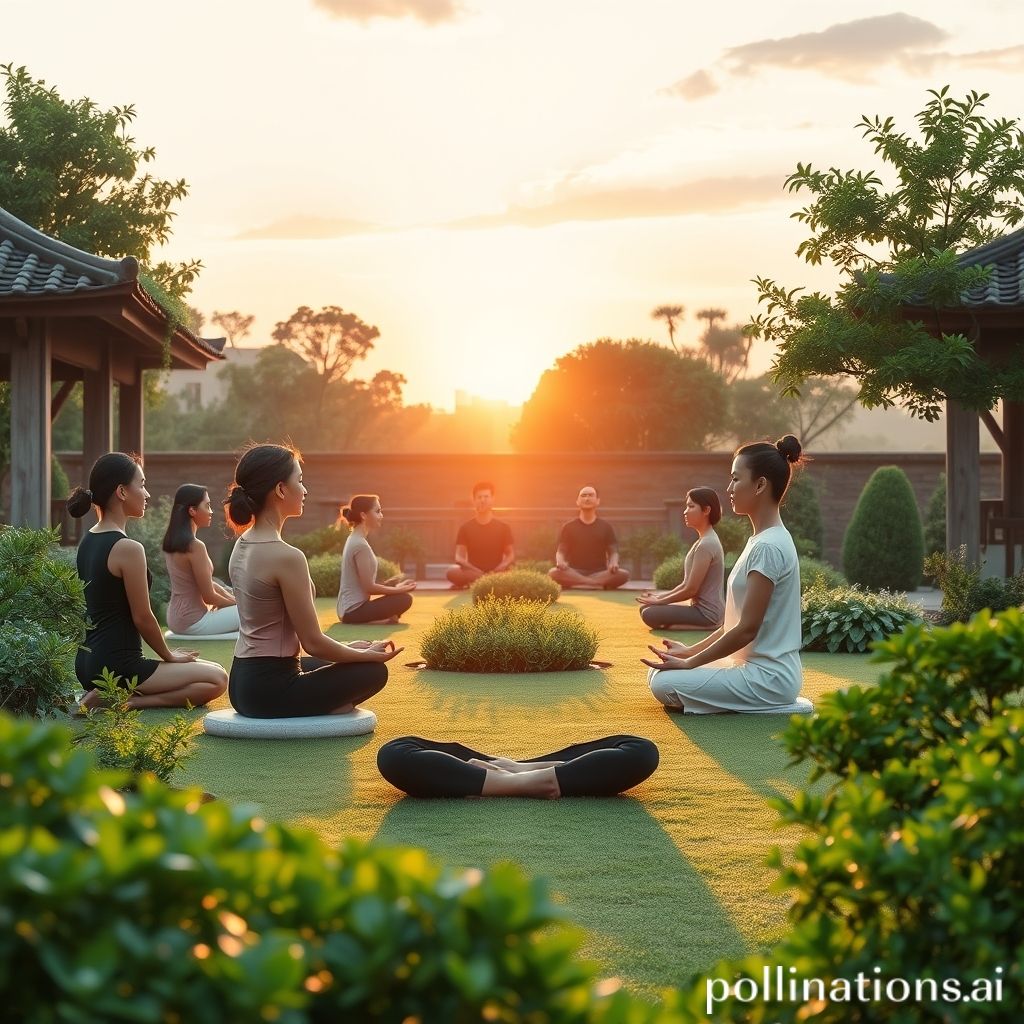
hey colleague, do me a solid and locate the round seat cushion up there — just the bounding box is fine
[203,707,377,739]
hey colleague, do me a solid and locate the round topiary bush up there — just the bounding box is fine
[307,552,401,597]
[798,556,845,593]
[514,558,554,575]
[653,552,686,590]
[781,474,824,558]
[470,569,560,605]
[842,466,924,591]
[420,596,598,672]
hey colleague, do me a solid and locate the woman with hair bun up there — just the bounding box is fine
[643,435,807,713]
[336,494,416,624]
[162,484,239,636]
[67,453,228,711]
[225,443,402,719]
[636,486,726,630]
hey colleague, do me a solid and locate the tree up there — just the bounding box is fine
[512,338,728,452]
[650,304,684,353]
[212,310,255,349]
[749,87,1024,420]
[0,64,200,298]
[271,306,380,415]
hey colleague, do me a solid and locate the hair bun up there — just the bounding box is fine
[776,434,802,464]
[66,486,95,519]
[341,506,356,525]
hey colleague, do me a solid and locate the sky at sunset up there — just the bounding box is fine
[6,0,1024,408]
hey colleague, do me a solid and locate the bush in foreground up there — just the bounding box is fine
[471,569,561,605]
[801,580,921,653]
[0,712,683,1023]
[307,552,401,598]
[421,596,598,672]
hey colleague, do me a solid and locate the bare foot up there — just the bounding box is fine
[468,757,508,772]
[481,766,561,798]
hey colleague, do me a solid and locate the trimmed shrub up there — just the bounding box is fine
[619,529,682,576]
[375,524,427,570]
[471,569,560,605]
[798,556,845,593]
[781,473,823,558]
[0,712,682,1023]
[420,596,598,672]
[653,552,686,590]
[307,552,401,598]
[515,558,555,574]
[842,466,924,590]
[714,514,752,555]
[0,527,86,718]
[801,580,921,653]
[288,524,346,558]
[924,544,1024,623]
[680,609,1024,1022]
[75,668,195,786]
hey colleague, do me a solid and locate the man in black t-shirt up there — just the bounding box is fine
[446,481,515,588]
[549,485,630,590]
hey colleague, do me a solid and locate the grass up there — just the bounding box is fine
[148,591,884,996]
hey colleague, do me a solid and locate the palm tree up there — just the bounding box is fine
[651,304,685,353]
[696,307,727,336]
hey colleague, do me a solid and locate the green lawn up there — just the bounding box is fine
[153,591,883,996]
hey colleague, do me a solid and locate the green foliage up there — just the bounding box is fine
[750,87,1024,420]
[781,474,823,558]
[75,668,195,785]
[797,557,845,593]
[125,495,173,623]
[421,597,599,672]
[0,64,200,298]
[520,526,559,561]
[925,545,1024,623]
[801,580,921,653]
[923,471,947,562]
[0,527,86,717]
[375,524,427,567]
[653,552,686,590]
[679,609,1024,1022]
[619,529,683,576]
[0,713,683,1023]
[307,552,401,598]
[471,569,561,605]
[513,339,728,451]
[289,524,347,558]
[842,466,924,590]
[714,515,752,555]
[515,558,555,574]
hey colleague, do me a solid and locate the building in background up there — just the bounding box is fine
[164,345,261,409]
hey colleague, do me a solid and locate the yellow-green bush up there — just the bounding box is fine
[420,596,599,672]
[307,552,401,597]
[471,569,560,605]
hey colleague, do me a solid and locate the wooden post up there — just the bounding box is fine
[1002,401,1024,519]
[82,340,113,472]
[945,399,980,562]
[118,367,145,456]
[10,318,52,527]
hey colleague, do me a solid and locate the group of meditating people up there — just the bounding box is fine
[67,433,806,799]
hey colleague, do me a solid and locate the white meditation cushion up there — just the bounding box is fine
[735,696,814,715]
[164,629,239,642]
[203,708,377,739]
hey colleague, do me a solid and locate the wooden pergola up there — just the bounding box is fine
[898,227,1024,576]
[0,207,224,528]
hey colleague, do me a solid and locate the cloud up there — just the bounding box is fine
[235,215,378,239]
[312,0,461,24]
[663,69,719,100]
[448,174,784,229]
[902,42,1024,73]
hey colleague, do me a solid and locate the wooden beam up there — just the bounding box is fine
[9,318,52,527]
[1003,401,1024,519]
[118,373,145,456]
[51,379,76,421]
[946,399,980,562]
[980,408,1005,452]
[82,339,113,473]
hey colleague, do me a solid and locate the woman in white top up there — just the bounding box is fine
[636,486,726,630]
[337,494,417,624]
[643,435,805,713]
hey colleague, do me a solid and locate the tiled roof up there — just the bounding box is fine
[0,206,137,294]
[955,226,1024,306]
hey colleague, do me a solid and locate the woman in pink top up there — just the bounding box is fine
[162,484,240,636]
[225,443,403,719]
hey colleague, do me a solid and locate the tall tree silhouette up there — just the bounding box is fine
[651,304,685,353]
[212,310,255,349]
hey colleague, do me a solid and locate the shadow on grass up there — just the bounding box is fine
[373,793,748,990]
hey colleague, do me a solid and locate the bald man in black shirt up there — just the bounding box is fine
[549,485,630,590]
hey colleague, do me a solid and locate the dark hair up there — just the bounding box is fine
[66,452,142,518]
[735,434,804,502]
[339,494,379,528]
[224,443,301,533]
[472,481,495,497]
[162,484,209,553]
[686,486,722,526]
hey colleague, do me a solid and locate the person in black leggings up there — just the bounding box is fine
[377,735,658,798]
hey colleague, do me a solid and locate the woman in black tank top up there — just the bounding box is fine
[67,453,228,711]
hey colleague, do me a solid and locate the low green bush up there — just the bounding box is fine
[653,552,686,590]
[307,552,401,598]
[74,668,195,786]
[798,556,845,593]
[618,528,683,576]
[420,596,598,672]
[0,712,683,1022]
[801,580,921,653]
[678,608,1024,1022]
[288,524,347,558]
[0,527,87,718]
[471,569,561,605]
[714,514,752,555]
[781,473,823,559]
[515,558,555,574]
[924,545,1024,623]
[923,472,946,563]
[375,524,427,568]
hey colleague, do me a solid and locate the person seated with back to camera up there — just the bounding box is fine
[636,486,725,630]
[548,484,630,590]
[445,480,515,589]
[336,494,416,625]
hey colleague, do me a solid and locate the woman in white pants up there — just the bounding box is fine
[162,484,240,636]
[642,435,805,714]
